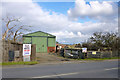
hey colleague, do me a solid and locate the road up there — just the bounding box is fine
[2,60,119,78]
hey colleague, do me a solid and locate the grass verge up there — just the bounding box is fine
[0,61,38,66]
[77,57,120,60]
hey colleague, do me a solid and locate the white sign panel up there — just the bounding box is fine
[82,48,87,53]
[23,55,31,62]
[23,44,31,56]
[92,51,96,55]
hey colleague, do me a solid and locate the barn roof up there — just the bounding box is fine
[23,31,56,37]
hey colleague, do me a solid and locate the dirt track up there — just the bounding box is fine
[36,53,67,63]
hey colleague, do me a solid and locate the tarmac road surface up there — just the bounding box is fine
[2,60,119,79]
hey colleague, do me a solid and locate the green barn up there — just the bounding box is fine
[23,31,56,53]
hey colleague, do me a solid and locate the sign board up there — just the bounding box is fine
[82,48,87,53]
[14,51,20,57]
[23,55,30,62]
[59,46,62,49]
[92,51,96,55]
[23,44,31,56]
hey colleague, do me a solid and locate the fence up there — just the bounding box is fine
[2,40,36,62]
[87,50,118,58]
[60,48,119,59]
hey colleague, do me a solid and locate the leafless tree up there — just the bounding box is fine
[2,16,31,42]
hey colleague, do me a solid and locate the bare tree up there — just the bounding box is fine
[2,17,18,40]
[2,16,31,42]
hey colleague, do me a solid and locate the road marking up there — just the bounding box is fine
[32,67,119,78]
[105,67,119,71]
[32,72,79,78]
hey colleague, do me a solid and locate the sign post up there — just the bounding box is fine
[23,44,31,62]
[82,48,87,53]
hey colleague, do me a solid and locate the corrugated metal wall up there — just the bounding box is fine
[48,38,56,47]
[32,37,47,53]
[23,31,56,53]
[23,37,32,44]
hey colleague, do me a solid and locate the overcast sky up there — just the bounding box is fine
[1,0,119,44]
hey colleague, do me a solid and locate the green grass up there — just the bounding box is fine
[77,57,120,60]
[0,61,38,66]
